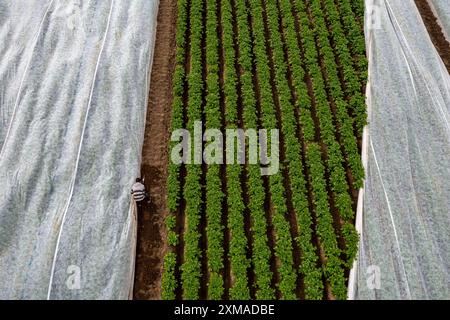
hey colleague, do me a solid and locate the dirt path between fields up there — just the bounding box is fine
[415,0,450,73]
[133,0,177,300]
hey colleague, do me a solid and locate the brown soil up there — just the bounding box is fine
[415,0,450,74]
[133,0,177,300]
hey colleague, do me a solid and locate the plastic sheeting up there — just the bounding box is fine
[0,0,158,299]
[349,0,450,299]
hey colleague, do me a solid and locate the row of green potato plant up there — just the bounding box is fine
[308,0,363,193]
[162,0,189,300]
[235,0,275,300]
[337,0,367,82]
[205,0,225,300]
[308,0,365,189]
[346,0,364,33]
[308,0,360,266]
[181,0,204,300]
[221,0,251,299]
[264,0,325,299]
[350,0,365,29]
[292,0,350,299]
[306,143,348,299]
[277,0,327,299]
[320,0,367,140]
[248,0,297,299]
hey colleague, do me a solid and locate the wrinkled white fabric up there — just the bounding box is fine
[0,0,159,299]
[349,0,450,300]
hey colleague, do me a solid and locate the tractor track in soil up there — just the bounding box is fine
[133,0,177,300]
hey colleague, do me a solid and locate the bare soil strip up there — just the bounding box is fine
[415,0,450,73]
[133,0,177,300]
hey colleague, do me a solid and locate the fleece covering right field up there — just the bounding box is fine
[350,0,450,299]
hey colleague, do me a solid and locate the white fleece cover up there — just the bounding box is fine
[0,0,158,299]
[349,0,450,299]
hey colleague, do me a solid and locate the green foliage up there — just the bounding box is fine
[166,215,177,229]
[167,0,189,213]
[277,0,325,300]
[167,230,179,247]
[307,0,366,280]
[338,0,367,81]
[161,253,177,300]
[306,143,347,300]
[162,0,189,300]
[162,0,367,301]
[293,0,363,299]
[342,221,359,267]
[307,0,365,189]
[208,273,225,300]
[235,0,275,300]
[248,0,298,300]
[181,0,204,300]
[205,0,225,300]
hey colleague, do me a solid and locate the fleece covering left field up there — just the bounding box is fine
[0,0,158,299]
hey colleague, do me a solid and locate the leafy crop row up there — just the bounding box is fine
[308,0,360,266]
[348,0,365,31]
[335,0,367,83]
[162,0,189,300]
[277,0,327,299]
[308,0,364,188]
[221,0,251,300]
[235,0,275,300]
[248,0,297,300]
[319,0,367,138]
[292,0,354,299]
[181,0,204,300]
[205,0,225,300]
[306,143,347,299]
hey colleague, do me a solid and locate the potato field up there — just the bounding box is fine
[160,0,367,300]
